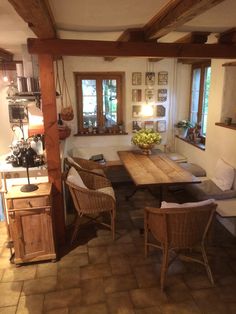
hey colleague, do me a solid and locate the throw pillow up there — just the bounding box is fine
[212,159,235,191]
[67,167,87,189]
[161,198,215,209]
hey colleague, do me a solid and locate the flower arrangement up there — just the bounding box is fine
[175,120,193,129]
[131,129,161,151]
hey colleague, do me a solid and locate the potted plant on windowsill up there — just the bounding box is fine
[131,128,161,155]
[175,120,193,138]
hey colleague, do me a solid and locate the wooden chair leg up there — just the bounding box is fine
[201,244,214,285]
[70,215,80,245]
[160,246,169,292]
[110,210,115,240]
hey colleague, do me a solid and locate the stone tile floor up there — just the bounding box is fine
[0,183,236,313]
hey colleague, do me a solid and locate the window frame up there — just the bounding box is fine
[189,61,211,136]
[74,72,125,133]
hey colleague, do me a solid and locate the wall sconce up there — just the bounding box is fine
[141,103,154,117]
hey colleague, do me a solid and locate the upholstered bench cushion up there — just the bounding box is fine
[179,162,207,177]
[186,179,236,201]
[167,152,187,163]
[97,187,116,200]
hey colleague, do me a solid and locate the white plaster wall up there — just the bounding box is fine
[0,83,13,155]
[175,59,236,177]
[61,56,175,158]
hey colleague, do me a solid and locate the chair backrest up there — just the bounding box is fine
[147,203,217,248]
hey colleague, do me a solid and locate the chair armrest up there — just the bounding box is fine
[73,157,106,170]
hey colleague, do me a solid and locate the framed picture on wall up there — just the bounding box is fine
[156,120,166,132]
[145,72,155,85]
[132,72,142,85]
[157,89,167,102]
[132,89,142,102]
[144,120,154,130]
[132,105,142,118]
[158,71,168,85]
[156,105,166,117]
[145,89,154,102]
[132,121,143,132]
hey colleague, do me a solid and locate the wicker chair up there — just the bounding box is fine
[64,156,106,177]
[144,203,217,292]
[65,168,116,244]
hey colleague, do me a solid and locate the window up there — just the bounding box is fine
[189,62,211,136]
[75,72,124,133]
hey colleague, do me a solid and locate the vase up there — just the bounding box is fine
[138,144,154,155]
[178,127,188,138]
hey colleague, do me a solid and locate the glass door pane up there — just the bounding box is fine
[103,79,117,127]
[201,67,211,135]
[82,79,97,128]
[190,68,201,125]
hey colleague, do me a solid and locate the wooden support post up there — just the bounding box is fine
[38,54,65,246]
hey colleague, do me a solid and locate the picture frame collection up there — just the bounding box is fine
[131,71,168,133]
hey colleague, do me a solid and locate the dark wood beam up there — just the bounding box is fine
[143,0,225,40]
[38,54,65,245]
[175,32,210,44]
[28,38,236,59]
[0,48,13,61]
[8,0,56,38]
[218,28,236,44]
[177,58,211,64]
[149,31,210,62]
[104,29,147,61]
[0,60,22,71]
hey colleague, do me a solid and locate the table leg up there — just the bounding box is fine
[125,187,139,201]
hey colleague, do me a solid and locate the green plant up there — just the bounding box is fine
[131,128,161,146]
[175,120,193,129]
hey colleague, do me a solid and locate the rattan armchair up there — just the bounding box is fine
[64,156,106,177]
[65,169,116,244]
[144,203,217,292]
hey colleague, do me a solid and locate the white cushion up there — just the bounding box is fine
[212,159,235,191]
[161,198,215,209]
[67,156,82,168]
[97,187,115,200]
[67,167,87,189]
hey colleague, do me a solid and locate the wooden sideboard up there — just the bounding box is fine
[5,182,56,265]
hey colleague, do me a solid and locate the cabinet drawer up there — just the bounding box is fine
[12,196,50,209]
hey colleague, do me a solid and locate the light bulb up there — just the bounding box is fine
[3,75,8,82]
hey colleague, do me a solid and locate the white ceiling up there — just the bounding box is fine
[0,0,236,58]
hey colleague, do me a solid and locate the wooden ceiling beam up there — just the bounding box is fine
[104,29,146,61]
[177,58,211,64]
[143,0,225,40]
[28,38,236,59]
[148,31,210,62]
[218,28,236,44]
[0,48,13,61]
[8,0,56,39]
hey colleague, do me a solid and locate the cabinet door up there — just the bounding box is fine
[9,207,56,263]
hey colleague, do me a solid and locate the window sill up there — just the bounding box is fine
[175,135,205,151]
[215,122,236,130]
[74,132,128,137]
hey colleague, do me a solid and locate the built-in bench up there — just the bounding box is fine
[186,164,236,236]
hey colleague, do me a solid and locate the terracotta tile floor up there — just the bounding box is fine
[0,183,236,313]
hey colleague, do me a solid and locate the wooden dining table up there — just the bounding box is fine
[118,150,201,203]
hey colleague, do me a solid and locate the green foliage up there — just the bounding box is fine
[175,120,193,129]
[131,129,161,146]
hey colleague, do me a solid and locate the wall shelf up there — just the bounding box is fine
[215,122,236,130]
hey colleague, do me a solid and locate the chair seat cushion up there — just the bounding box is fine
[161,198,215,208]
[186,179,236,201]
[179,163,206,177]
[97,187,115,200]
